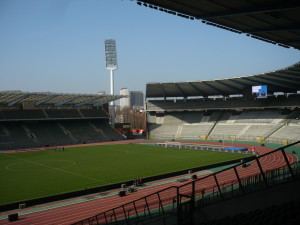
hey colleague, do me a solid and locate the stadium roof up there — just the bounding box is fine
[0,91,123,107]
[146,61,300,98]
[135,0,300,50]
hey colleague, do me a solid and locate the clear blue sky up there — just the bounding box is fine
[1,0,299,95]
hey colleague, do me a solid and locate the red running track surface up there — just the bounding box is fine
[0,141,297,225]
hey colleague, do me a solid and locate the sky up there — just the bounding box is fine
[0,0,300,96]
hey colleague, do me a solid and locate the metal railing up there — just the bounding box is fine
[72,140,300,225]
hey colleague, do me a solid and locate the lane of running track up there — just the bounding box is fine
[0,142,297,225]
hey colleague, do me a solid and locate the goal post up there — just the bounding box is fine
[164,141,181,149]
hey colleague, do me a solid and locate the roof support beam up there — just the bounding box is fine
[287,40,300,44]
[288,68,300,73]
[262,74,300,86]
[7,95,29,107]
[160,83,167,100]
[200,1,300,19]
[214,80,242,93]
[35,95,56,106]
[53,96,80,107]
[202,81,226,96]
[227,79,249,87]
[74,96,105,107]
[93,100,114,107]
[245,25,300,34]
[248,76,293,89]
[174,83,187,98]
[272,72,300,79]
[187,82,205,97]
[235,77,260,85]
[93,96,122,107]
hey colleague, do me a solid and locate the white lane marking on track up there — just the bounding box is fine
[6,155,110,184]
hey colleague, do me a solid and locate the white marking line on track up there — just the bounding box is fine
[7,155,110,184]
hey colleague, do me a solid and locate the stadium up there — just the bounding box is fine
[1,0,300,225]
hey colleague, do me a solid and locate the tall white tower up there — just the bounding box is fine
[120,88,130,109]
[104,39,118,127]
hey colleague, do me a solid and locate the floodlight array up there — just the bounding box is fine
[105,39,118,70]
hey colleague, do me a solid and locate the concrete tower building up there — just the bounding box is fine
[120,88,144,109]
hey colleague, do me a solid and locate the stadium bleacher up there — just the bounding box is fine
[146,101,300,144]
[92,120,125,141]
[0,110,46,120]
[146,95,300,111]
[0,92,125,150]
[79,108,108,118]
[45,109,82,119]
[63,1,300,224]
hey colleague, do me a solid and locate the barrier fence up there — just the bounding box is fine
[72,140,300,225]
[149,134,300,147]
[155,142,257,155]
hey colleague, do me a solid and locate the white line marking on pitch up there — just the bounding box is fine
[7,155,110,184]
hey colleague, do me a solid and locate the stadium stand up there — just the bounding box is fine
[92,121,125,141]
[140,62,300,225]
[146,95,300,111]
[0,109,46,120]
[1,1,300,224]
[70,1,300,224]
[144,61,300,146]
[79,108,108,118]
[45,109,82,119]
[147,108,300,144]
[0,118,124,150]
[146,96,300,144]
[0,92,125,150]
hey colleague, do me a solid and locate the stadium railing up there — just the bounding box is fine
[71,140,300,225]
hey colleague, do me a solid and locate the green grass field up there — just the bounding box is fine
[0,144,248,205]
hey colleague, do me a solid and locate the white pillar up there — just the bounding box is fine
[110,70,114,103]
[109,69,115,127]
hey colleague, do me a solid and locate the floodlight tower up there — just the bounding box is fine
[104,39,118,127]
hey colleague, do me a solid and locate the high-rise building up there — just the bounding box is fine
[120,88,130,109]
[120,88,144,109]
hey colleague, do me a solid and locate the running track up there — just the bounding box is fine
[0,140,297,225]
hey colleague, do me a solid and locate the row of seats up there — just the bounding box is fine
[147,109,300,142]
[147,109,297,125]
[0,109,108,120]
[147,95,300,111]
[0,120,125,150]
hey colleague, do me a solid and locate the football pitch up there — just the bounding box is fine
[0,144,248,205]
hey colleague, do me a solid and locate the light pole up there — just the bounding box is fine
[104,39,118,127]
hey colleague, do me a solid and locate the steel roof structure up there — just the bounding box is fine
[132,0,300,98]
[134,0,300,50]
[0,91,123,107]
[146,61,300,98]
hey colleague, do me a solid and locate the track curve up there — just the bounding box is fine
[0,140,297,225]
